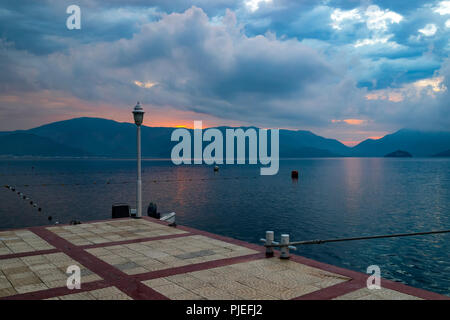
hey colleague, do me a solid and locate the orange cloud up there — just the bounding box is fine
[332,119,367,125]
[134,80,157,88]
[0,90,247,130]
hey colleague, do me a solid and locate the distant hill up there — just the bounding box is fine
[384,150,412,158]
[27,117,175,158]
[1,118,449,158]
[278,129,349,156]
[2,117,349,158]
[0,133,88,157]
[352,129,450,157]
[433,149,450,157]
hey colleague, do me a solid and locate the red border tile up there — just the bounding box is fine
[293,280,365,300]
[1,217,448,300]
[380,278,450,300]
[289,254,368,282]
[288,254,450,300]
[28,226,169,300]
[133,252,266,282]
[79,232,192,249]
[1,280,110,300]
[142,216,264,252]
[0,248,59,260]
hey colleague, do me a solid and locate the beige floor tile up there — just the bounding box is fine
[0,230,53,254]
[0,287,17,297]
[334,288,423,300]
[47,219,187,245]
[171,291,204,300]
[87,235,257,275]
[0,252,101,297]
[15,283,48,294]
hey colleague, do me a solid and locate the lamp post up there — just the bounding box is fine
[132,102,144,218]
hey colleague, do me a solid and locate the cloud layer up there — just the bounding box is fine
[0,0,449,144]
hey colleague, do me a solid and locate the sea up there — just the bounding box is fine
[0,157,449,295]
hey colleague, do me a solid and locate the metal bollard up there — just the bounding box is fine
[280,234,290,259]
[265,231,274,257]
[260,231,278,257]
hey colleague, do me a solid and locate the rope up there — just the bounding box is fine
[3,185,43,212]
[3,176,258,188]
[0,171,119,177]
[265,229,450,247]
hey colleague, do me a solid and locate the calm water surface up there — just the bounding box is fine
[0,158,449,295]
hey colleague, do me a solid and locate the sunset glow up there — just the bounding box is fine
[0,1,448,143]
[332,119,367,125]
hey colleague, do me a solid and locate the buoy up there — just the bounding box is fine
[147,202,160,219]
[291,170,299,179]
[214,165,219,172]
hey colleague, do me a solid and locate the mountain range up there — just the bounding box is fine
[1,117,450,158]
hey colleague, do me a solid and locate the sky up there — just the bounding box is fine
[0,0,449,146]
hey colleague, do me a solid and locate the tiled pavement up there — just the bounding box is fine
[47,218,187,246]
[0,217,448,300]
[0,230,54,255]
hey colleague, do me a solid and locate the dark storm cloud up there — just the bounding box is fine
[0,0,449,135]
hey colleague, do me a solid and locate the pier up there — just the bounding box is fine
[0,217,448,300]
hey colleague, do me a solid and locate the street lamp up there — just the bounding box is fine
[133,101,144,218]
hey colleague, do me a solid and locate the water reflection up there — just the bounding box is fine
[0,158,449,295]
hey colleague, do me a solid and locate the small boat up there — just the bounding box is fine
[160,212,176,225]
[147,202,176,226]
